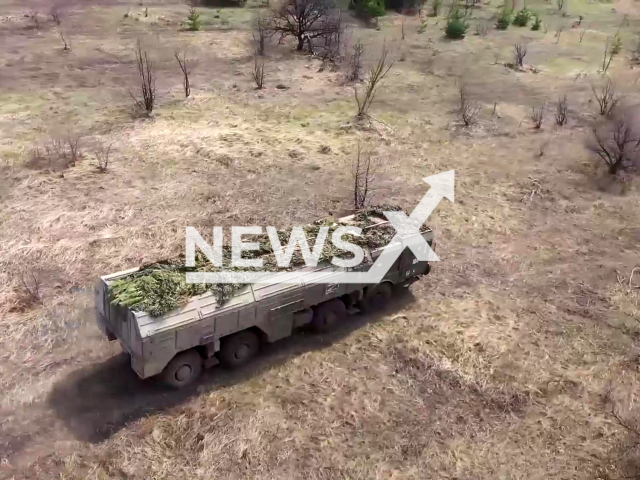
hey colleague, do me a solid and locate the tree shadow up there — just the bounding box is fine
[47,291,416,444]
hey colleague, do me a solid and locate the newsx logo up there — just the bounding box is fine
[186,224,367,270]
[185,170,454,285]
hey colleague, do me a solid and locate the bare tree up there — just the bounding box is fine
[174,50,192,98]
[352,143,376,209]
[346,39,364,82]
[555,95,568,126]
[514,43,527,68]
[592,78,621,116]
[60,31,70,51]
[95,143,113,173]
[252,56,265,89]
[530,104,545,129]
[271,0,340,52]
[579,28,586,43]
[130,41,156,113]
[591,116,639,175]
[459,84,481,126]
[354,44,395,118]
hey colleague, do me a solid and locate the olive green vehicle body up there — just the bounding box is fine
[95,217,434,381]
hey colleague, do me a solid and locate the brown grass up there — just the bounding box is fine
[0,1,639,479]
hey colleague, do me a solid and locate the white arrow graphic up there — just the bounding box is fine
[187,170,454,285]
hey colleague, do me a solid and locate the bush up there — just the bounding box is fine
[356,0,386,21]
[496,8,511,30]
[445,10,469,39]
[512,6,531,27]
[531,14,542,31]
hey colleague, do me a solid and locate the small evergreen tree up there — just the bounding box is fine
[531,13,542,31]
[495,7,511,30]
[186,7,201,31]
[512,6,531,27]
[445,9,468,39]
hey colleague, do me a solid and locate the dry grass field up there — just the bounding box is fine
[1,0,640,478]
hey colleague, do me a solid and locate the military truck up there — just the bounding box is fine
[95,213,434,388]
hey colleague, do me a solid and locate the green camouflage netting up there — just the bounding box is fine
[109,206,405,317]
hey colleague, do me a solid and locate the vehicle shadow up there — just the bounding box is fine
[47,292,416,444]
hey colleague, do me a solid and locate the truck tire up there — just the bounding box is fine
[312,299,347,333]
[160,350,203,389]
[218,330,260,368]
[358,282,393,312]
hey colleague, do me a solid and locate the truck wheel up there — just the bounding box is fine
[358,282,393,312]
[312,299,347,333]
[161,350,203,389]
[218,330,260,368]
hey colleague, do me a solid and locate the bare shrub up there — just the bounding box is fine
[67,134,81,165]
[271,0,340,52]
[530,104,545,129]
[95,143,113,173]
[555,95,568,126]
[346,39,364,82]
[514,43,527,67]
[602,37,616,73]
[591,115,640,175]
[352,143,376,209]
[19,271,41,307]
[459,84,481,126]
[253,12,271,55]
[538,140,549,157]
[130,41,156,114]
[174,49,192,98]
[60,31,70,51]
[252,56,265,89]
[475,22,488,37]
[354,44,395,118]
[51,6,61,25]
[611,32,623,54]
[555,23,565,44]
[43,134,81,168]
[29,10,40,29]
[592,78,621,116]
